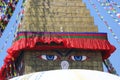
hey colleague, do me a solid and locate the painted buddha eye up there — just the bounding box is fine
[38,55,58,61]
[70,56,88,61]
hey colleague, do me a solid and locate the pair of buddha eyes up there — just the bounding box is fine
[37,55,89,61]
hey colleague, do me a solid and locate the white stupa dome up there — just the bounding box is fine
[10,69,120,80]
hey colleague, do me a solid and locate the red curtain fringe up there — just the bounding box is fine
[0,37,116,80]
[7,37,116,59]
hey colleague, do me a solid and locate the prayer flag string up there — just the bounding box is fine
[103,59,118,75]
[88,0,120,44]
[0,0,19,37]
[97,0,120,26]
[0,1,25,54]
[88,0,118,74]
[106,0,120,9]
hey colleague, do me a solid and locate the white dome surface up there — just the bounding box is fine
[10,69,120,80]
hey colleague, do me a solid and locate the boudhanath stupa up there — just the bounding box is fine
[0,0,120,80]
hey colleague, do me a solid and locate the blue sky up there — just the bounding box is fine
[0,0,120,76]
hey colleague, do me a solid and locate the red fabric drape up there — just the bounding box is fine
[7,37,115,59]
[0,33,116,80]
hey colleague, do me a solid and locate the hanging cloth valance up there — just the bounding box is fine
[8,32,116,59]
[0,32,116,80]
